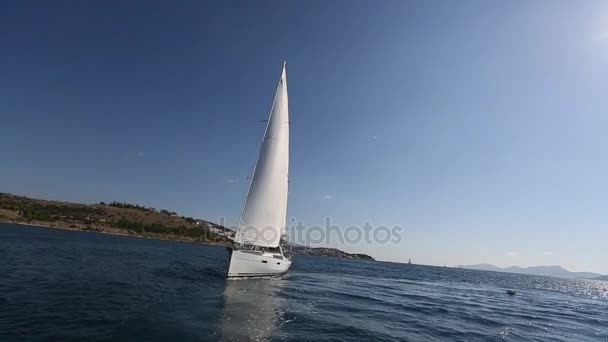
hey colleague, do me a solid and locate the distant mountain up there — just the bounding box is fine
[461,263,504,272]
[458,264,603,279]
[594,275,608,281]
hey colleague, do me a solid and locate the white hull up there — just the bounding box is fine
[227,249,292,278]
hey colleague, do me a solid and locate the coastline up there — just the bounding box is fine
[0,220,231,248]
[0,221,375,260]
[0,192,375,261]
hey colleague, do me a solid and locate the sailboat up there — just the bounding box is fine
[227,62,292,278]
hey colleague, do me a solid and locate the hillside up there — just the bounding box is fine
[0,193,233,245]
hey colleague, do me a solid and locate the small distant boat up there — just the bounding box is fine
[227,62,292,278]
[408,258,412,265]
[506,290,516,296]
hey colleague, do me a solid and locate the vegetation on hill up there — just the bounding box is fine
[0,193,232,245]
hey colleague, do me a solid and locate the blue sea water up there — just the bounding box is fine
[0,224,606,341]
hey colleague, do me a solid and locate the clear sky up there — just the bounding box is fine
[1,1,607,273]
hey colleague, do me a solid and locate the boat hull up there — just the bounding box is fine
[227,249,292,278]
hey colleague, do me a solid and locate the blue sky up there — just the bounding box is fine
[1,1,607,273]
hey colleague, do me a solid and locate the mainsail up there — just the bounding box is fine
[235,63,289,248]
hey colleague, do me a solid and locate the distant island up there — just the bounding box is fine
[458,263,606,280]
[0,193,373,261]
[291,246,374,261]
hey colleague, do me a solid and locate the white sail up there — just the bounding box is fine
[235,63,289,248]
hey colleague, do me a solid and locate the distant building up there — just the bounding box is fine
[208,225,235,238]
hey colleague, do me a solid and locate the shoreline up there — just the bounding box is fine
[1,221,375,260]
[0,192,374,261]
[1,221,232,248]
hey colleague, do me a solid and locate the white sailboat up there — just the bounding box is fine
[227,62,292,278]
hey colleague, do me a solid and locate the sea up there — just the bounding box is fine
[0,224,606,341]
